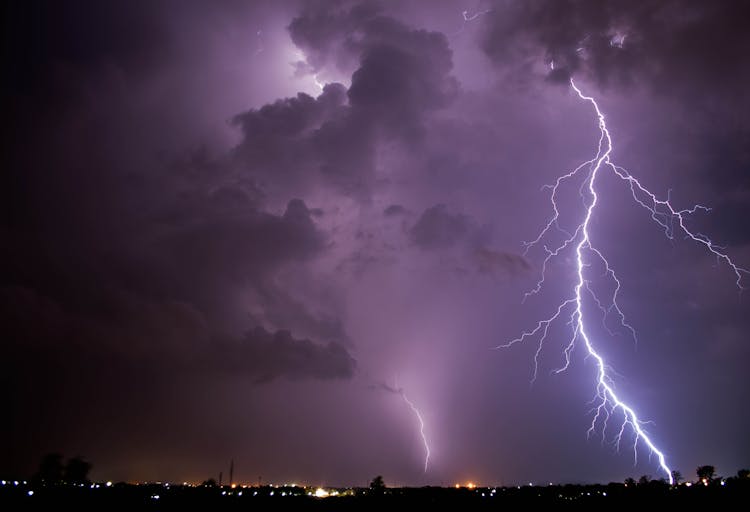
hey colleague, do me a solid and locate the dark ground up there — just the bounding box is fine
[1,479,748,511]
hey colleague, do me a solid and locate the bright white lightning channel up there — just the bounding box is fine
[501,78,749,484]
[400,390,430,473]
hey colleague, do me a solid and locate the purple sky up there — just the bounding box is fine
[2,0,749,486]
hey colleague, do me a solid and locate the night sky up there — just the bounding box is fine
[2,0,749,486]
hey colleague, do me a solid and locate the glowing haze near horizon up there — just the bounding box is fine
[2,0,749,487]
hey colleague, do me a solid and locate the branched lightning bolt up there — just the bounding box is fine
[501,78,749,484]
[400,389,431,473]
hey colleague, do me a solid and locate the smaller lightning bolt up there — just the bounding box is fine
[400,389,431,473]
[312,74,326,91]
[452,5,493,37]
[373,378,432,473]
[462,8,492,22]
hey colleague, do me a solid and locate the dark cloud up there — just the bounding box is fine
[481,0,750,96]
[345,17,459,112]
[0,186,339,363]
[249,283,353,347]
[1,284,355,383]
[214,326,356,383]
[234,1,460,199]
[231,83,361,195]
[407,205,529,277]
[410,204,476,250]
[384,204,407,216]
[232,3,460,199]
[474,248,531,276]
[288,1,381,73]
[370,382,401,395]
[164,198,324,287]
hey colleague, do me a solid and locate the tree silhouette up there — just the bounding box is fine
[737,469,749,480]
[638,475,651,485]
[369,475,386,495]
[624,477,636,487]
[671,470,683,485]
[696,465,716,484]
[64,456,92,484]
[34,453,63,484]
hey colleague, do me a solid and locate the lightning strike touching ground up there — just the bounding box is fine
[400,390,431,473]
[501,78,749,484]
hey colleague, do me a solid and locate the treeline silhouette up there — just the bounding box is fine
[1,457,747,511]
[32,453,92,485]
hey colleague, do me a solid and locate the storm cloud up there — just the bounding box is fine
[482,1,750,90]
[1,0,748,487]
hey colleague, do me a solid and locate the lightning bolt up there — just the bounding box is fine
[312,74,326,91]
[462,8,492,22]
[452,5,492,37]
[400,389,431,473]
[501,78,749,484]
[372,379,431,473]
